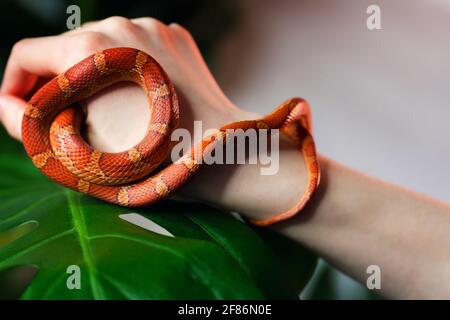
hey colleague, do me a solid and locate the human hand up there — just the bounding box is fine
[0,16,306,222]
[0,16,253,149]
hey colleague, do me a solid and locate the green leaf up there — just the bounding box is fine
[0,126,317,299]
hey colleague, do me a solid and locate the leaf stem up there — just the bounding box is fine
[65,190,104,299]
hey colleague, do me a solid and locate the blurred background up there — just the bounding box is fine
[2,0,450,299]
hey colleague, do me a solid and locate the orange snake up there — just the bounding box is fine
[22,47,320,226]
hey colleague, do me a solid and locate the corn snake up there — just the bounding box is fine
[22,47,320,226]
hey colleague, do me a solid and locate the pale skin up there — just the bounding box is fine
[1,17,450,299]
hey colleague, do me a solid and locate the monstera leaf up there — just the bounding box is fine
[0,126,317,299]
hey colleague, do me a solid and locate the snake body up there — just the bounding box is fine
[22,47,320,226]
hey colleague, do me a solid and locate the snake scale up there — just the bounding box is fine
[22,47,320,226]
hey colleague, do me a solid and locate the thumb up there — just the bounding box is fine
[0,94,27,141]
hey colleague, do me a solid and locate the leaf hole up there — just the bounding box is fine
[119,213,175,238]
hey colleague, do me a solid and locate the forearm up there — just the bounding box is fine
[185,136,450,299]
[181,133,308,220]
[277,156,450,299]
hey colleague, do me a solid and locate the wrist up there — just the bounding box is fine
[180,120,308,222]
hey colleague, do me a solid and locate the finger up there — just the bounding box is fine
[1,36,66,96]
[1,32,109,97]
[0,94,27,141]
[0,70,38,99]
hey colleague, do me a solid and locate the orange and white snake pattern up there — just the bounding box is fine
[22,47,320,226]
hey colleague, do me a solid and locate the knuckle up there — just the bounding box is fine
[140,17,166,34]
[11,38,31,56]
[105,16,136,31]
[170,23,192,38]
[80,20,96,28]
